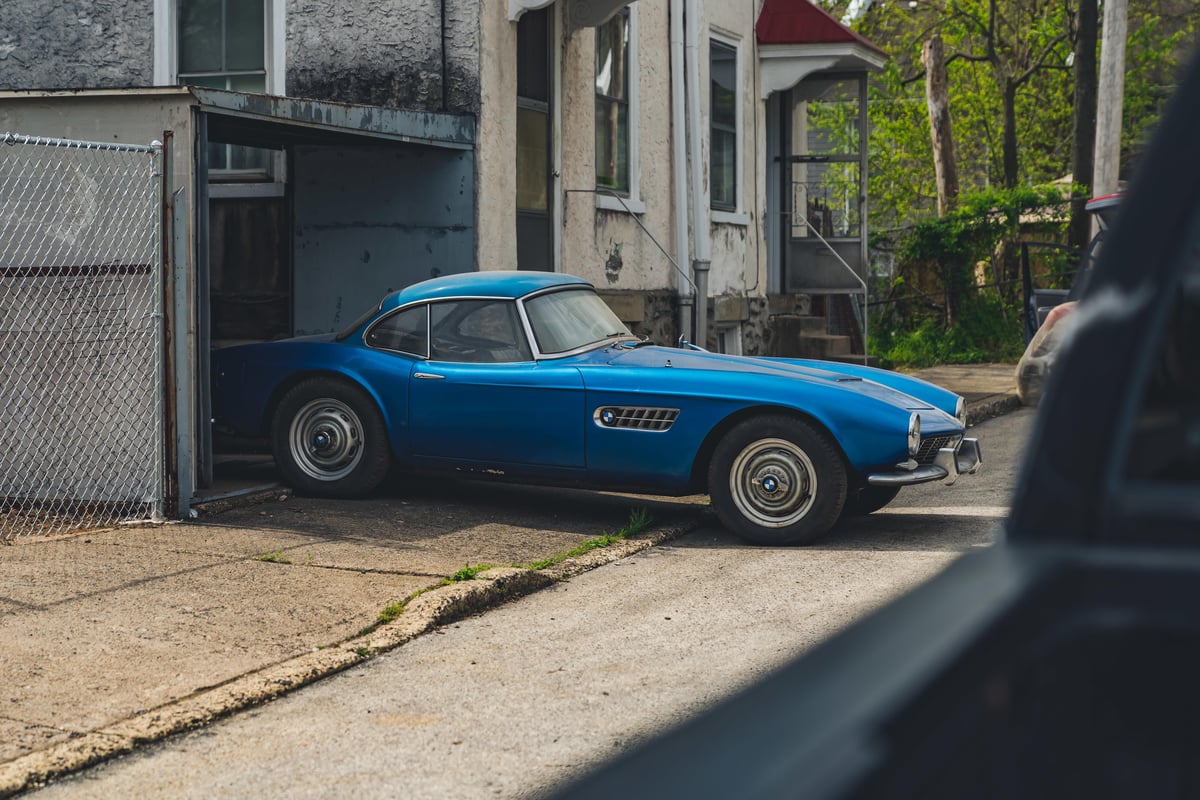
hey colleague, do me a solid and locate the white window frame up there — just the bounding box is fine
[154,0,285,95]
[709,29,749,226]
[154,0,287,192]
[596,6,644,215]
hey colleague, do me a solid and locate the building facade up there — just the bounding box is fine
[0,0,885,355]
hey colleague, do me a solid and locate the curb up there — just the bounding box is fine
[965,394,1022,427]
[0,513,706,798]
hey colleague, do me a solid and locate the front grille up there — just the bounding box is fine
[915,434,961,465]
[593,406,680,432]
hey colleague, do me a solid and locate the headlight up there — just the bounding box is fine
[955,396,966,425]
[908,413,921,456]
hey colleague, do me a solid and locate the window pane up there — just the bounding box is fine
[517,107,549,211]
[226,0,265,71]
[595,13,628,101]
[430,301,532,363]
[711,129,736,209]
[367,306,429,357]
[178,0,222,73]
[207,140,228,170]
[229,74,266,93]
[228,144,271,171]
[517,7,550,102]
[798,78,862,157]
[710,41,737,129]
[595,97,628,192]
[789,161,861,237]
[710,40,738,210]
[595,10,630,194]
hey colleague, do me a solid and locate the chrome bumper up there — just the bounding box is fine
[866,438,982,487]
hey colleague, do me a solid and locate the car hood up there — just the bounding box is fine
[603,346,937,411]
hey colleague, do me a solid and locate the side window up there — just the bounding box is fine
[366,305,428,357]
[429,300,533,363]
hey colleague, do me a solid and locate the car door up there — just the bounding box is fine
[407,299,586,469]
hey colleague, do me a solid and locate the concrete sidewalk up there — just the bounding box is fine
[0,363,1018,797]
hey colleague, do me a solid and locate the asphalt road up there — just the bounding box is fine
[36,408,1037,800]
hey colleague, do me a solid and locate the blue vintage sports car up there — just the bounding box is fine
[212,271,981,545]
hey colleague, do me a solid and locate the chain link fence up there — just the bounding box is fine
[0,133,164,541]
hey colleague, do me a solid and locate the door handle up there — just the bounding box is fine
[413,372,445,380]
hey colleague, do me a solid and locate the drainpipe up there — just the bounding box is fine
[685,0,711,349]
[670,0,693,344]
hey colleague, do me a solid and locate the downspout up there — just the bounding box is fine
[685,0,711,348]
[670,0,693,344]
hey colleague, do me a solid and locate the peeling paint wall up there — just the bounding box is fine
[0,2,154,88]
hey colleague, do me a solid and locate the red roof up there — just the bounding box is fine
[756,0,886,56]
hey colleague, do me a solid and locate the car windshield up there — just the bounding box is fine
[524,287,632,355]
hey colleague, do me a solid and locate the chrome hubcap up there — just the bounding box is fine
[289,399,364,481]
[729,438,817,528]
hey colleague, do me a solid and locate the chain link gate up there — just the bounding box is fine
[0,133,165,541]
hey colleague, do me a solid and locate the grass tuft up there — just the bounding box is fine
[527,508,652,571]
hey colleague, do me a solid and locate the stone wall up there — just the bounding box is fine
[0,1,481,114]
[287,0,480,113]
[0,2,154,89]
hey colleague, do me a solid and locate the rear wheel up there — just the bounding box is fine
[271,377,391,497]
[708,416,846,545]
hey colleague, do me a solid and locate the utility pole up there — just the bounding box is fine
[1092,0,1127,214]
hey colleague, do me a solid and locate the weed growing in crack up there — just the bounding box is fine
[527,507,653,570]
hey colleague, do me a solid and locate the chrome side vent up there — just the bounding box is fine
[593,406,680,432]
[915,434,961,465]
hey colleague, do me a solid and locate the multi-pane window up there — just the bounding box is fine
[710,39,738,211]
[178,0,270,172]
[595,10,631,194]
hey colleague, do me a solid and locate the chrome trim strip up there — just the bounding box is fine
[413,372,445,380]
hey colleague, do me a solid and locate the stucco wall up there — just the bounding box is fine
[287,0,480,113]
[559,5,676,294]
[475,0,520,269]
[0,2,154,89]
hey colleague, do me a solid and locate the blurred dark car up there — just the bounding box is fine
[557,49,1200,800]
[1016,193,1121,405]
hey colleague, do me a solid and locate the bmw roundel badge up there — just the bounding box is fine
[600,409,617,426]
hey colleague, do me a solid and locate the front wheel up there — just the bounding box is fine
[271,377,391,497]
[708,416,847,545]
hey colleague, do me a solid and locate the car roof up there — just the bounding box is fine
[380,270,591,311]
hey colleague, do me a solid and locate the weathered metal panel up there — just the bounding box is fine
[192,88,476,150]
[292,144,476,334]
[784,238,866,293]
